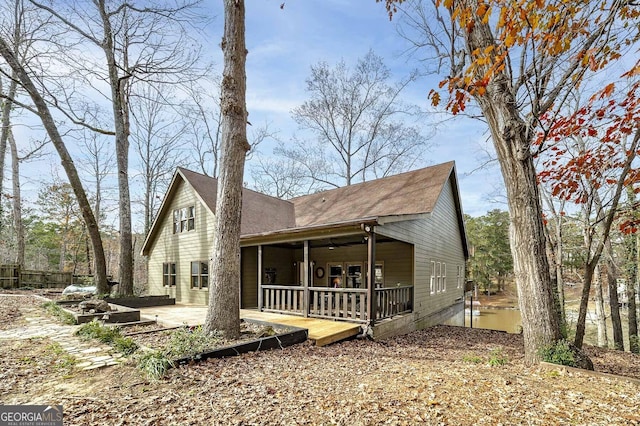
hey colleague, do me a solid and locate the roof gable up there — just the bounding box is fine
[290,162,455,227]
[177,168,296,235]
[142,161,467,257]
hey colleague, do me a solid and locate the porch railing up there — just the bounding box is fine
[262,285,305,315]
[260,284,413,324]
[308,287,368,323]
[375,285,413,320]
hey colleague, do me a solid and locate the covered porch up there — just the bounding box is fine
[240,224,414,327]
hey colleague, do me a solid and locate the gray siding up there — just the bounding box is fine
[376,177,466,333]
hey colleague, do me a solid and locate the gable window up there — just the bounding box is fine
[191,261,209,289]
[173,206,195,234]
[163,262,176,287]
[457,265,463,289]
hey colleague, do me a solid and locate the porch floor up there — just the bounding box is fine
[139,305,361,347]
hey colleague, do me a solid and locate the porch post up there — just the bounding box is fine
[303,240,309,318]
[367,230,376,326]
[257,245,263,311]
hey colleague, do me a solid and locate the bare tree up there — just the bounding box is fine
[204,0,250,339]
[184,78,223,177]
[131,83,188,234]
[78,130,115,231]
[279,50,431,190]
[0,35,110,293]
[31,0,205,295]
[250,154,311,199]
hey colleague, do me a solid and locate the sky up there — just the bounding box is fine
[10,0,508,234]
[228,0,506,217]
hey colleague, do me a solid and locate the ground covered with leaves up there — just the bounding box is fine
[1,295,639,425]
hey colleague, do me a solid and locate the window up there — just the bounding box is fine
[457,265,463,289]
[163,262,176,287]
[441,263,447,292]
[365,262,384,288]
[173,206,195,234]
[431,261,446,294]
[191,261,209,289]
[430,261,436,294]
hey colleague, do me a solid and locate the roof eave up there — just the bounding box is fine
[240,217,379,245]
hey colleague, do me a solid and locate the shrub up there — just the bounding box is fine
[76,320,121,344]
[113,336,139,355]
[136,350,173,381]
[76,320,138,355]
[462,354,483,364]
[538,339,576,367]
[42,301,76,325]
[165,326,223,359]
[487,348,508,366]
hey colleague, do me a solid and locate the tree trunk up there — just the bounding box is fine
[575,256,600,348]
[0,36,109,294]
[461,21,560,363]
[0,77,17,237]
[630,233,639,353]
[97,0,133,296]
[594,264,608,347]
[204,0,250,339]
[627,232,639,353]
[605,240,624,350]
[8,129,24,266]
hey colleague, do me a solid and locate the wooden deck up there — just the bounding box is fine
[240,310,362,347]
[139,305,362,347]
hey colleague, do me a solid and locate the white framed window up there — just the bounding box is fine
[190,261,209,289]
[430,261,436,294]
[442,263,447,292]
[173,206,195,233]
[457,265,463,289]
[162,262,176,287]
[432,261,447,293]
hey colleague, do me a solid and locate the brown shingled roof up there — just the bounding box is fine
[290,161,455,227]
[177,168,296,235]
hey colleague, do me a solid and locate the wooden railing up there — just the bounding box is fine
[260,284,413,324]
[375,285,413,320]
[261,285,305,315]
[308,287,368,323]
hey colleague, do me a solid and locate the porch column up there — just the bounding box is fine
[303,240,309,318]
[367,230,376,325]
[257,245,263,311]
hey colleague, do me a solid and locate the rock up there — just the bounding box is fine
[79,299,111,313]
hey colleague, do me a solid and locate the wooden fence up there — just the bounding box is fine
[0,264,73,289]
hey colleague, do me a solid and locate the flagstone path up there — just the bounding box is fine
[0,296,125,371]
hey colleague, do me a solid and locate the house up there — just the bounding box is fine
[141,161,469,339]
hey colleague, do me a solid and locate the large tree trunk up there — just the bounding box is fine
[629,233,639,353]
[98,0,133,296]
[605,240,624,350]
[8,129,24,266]
[0,36,109,294]
[204,0,250,339]
[594,264,608,347]
[0,77,17,237]
[462,13,560,363]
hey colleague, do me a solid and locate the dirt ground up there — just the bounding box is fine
[1,294,639,425]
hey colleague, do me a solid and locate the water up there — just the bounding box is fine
[464,308,522,333]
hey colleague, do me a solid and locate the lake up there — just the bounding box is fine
[464,308,522,334]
